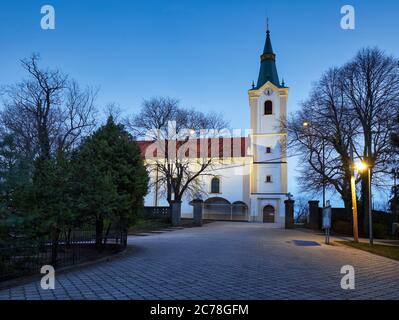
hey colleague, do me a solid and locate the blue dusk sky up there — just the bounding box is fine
[0,0,398,206]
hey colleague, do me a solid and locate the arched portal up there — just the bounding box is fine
[204,197,231,220]
[263,205,275,223]
[204,197,231,205]
[232,201,248,220]
[202,198,249,221]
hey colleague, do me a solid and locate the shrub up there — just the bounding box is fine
[332,220,353,235]
[373,223,387,239]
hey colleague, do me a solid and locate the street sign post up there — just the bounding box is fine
[322,201,332,244]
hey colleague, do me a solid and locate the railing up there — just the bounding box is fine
[142,206,171,220]
[203,203,249,222]
[0,229,127,282]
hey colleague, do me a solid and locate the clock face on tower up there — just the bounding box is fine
[265,88,273,96]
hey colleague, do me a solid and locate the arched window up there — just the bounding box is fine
[211,177,220,194]
[264,101,273,115]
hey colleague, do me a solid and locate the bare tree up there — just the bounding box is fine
[392,114,399,148]
[0,54,98,160]
[125,97,180,139]
[287,48,399,231]
[287,68,357,217]
[341,48,399,232]
[104,102,123,122]
[294,196,309,223]
[128,97,230,220]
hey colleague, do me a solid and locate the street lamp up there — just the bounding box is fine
[349,168,359,243]
[355,161,368,173]
[354,161,373,245]
[392,168,399,223]
[303,121,326,207]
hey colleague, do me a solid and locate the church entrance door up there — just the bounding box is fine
[263,205,275,223]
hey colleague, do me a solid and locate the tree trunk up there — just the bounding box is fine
[66,228,72,247]
[51,228,60,267]
[170,201,182,226]
[342,169,353,220]
[167,180,172,205]
[343,196,353,223]
[37,121,51,160]
[95,219,104,249]
[103,222,112,245]
[361,175,369,236]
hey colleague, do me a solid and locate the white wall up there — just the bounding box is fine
[144,158,252,218]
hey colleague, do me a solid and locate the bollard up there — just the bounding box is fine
[191,199,204,227]
[285,199,295,229]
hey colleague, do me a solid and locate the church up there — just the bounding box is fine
[142,28,290,227]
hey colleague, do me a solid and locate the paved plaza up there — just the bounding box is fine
[0,222,398,300]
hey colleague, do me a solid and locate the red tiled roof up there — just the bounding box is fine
[136,137,249,159]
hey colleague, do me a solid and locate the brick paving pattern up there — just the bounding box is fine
[0,222,398,300]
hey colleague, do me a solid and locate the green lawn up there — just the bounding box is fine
[337,241,399,261]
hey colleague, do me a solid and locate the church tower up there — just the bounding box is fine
[248,27,289,225]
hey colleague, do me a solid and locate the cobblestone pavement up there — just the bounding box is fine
[0,222,398,300]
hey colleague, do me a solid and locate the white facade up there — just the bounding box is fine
[248,82,289,226]
[145,158,252,218]
[143,29,290,227]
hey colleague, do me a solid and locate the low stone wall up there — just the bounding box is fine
[141,206,171,221]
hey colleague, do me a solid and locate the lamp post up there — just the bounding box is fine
[350,171,359,243]
[322,140,326,208]
[303,121,326,207]
[355,161,373,245]
[367,165,373,245]
[393,168,399,223]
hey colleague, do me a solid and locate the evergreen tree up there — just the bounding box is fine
[74,117,148,247]
[32,152,80,264]
[0,134,34,243]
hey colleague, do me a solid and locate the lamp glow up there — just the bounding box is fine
[355,161,368,172]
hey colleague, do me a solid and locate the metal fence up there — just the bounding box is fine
[0,229,127,282]
[203,203,249,222]
[142,206,171,220]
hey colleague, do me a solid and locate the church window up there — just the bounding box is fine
[211,177,221,194]
[266,175,272,183]
[264,101,273,115]
[266,147,272,154]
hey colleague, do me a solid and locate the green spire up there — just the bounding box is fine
[263,29,274,55]
[255,28,280,89]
